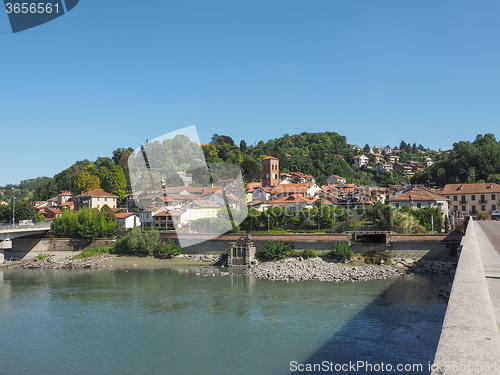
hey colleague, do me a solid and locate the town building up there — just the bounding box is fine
[73,189,118,211]
[115,212,141,229]
[353,155,369,166]
[262,156,280,187]
[387,187,448,215]
[439,183,500,217]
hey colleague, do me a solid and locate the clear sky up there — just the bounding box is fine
[1,1,500,186]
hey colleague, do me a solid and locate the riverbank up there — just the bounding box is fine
[246,257,401,282]
[0,253,218,270]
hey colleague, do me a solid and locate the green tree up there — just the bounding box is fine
[74,165,100,195]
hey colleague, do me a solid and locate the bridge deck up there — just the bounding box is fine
[478,221,500,332]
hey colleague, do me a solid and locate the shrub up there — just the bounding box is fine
[114,227,161,256]
[156,239,182,258]
[363,250,391,265]
[35,253,47,260]
[477,212,490,220]
[295,249,319,259]
[258,240,294,260]
[324,242,355,261]
[75,247,113,259]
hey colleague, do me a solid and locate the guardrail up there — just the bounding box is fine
[0,222,51,231]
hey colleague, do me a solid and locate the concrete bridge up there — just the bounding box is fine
[432,220,500,374]
[0,223,51,263]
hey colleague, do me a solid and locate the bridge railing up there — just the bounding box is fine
[0,222,52,231]
[431,221,500,374]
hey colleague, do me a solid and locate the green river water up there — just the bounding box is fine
[0,266,451,375]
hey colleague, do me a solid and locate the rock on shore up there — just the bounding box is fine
[0,254,115,270]
[246,257,401,282]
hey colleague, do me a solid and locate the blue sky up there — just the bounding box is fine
[1,1,500,186]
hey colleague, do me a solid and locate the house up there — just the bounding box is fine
[388,187,448,215]
[376,163,393,173]
[388,154,400,164]
[176,171,193,186]
[279,172,316,184]
[353,155,369,166]
[45,208,62,220]
[54,191,72,205]
[349,144,362,152]
[327,175,347,185]
[271,183,321,200]
[73,189,118,211]
[252,186,272,202]
[372,153,385,163]
[115,212,141,229]
[439,183,500,217]
[269,194,321,212]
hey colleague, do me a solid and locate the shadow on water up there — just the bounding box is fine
[291,274,452,375]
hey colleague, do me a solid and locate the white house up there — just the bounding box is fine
[115,212,141,229]
[376,163,394,173]
[353,155,369,166]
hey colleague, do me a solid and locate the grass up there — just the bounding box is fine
[35,253,47,260]
[75,247,113,259]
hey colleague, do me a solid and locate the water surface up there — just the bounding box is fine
[0,267,451,374]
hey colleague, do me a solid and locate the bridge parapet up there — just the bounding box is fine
[432,221,500,374]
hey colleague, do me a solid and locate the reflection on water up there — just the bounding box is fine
[0,267,451,375]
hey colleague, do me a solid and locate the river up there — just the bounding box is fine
[0,267,451,375]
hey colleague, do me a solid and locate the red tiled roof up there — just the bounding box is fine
[75,189,117,198]
[440,183,500,195]
[388,187,447,202]
[271,183,312,194]
[115,212,137,219]
[271,194,318,204]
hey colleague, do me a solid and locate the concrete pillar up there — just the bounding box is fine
[0,239,12,264]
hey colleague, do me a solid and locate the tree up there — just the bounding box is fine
[100,165,127,200]
[240,140,247,154]
[363,144,371,154]
[240,159,261,182]
[73,165,100,195]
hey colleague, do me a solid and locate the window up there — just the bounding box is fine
[395,203,400,208]
[462,205,466,212]
[416,203,421,209]
[461,196,466,203]
[453,196,457,201]
[471,206,477,214]
[471,195,476,201]
[481,195,485,203]
[493,194,496,201]
[427,202,431,207]
[482,205,486,212]
[493,205,497,211]
[454,205,458,211]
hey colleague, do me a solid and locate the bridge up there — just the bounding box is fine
[0,223,51,263]
[432,220,500,374]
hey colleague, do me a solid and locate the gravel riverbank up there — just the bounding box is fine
[246,257,401,282]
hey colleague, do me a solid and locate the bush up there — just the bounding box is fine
[258,241,294,260]
[114,227,161,256]
[324,242,355,261]
[363,250,391,265]
[293,249,319,259]
[156,239,182,258]
[477,212,490,220]
[75,247,113,259]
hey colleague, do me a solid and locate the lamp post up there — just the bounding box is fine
[12,187,15,228]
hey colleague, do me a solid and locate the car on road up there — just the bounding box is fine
[492,210,500,221]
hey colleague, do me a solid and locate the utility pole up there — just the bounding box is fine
[12,187,15,228]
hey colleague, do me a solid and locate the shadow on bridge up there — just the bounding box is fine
[289,274,452,375]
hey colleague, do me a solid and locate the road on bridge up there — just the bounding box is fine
[478,221,500,255]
